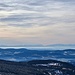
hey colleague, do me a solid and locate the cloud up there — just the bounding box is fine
[0,0,75,45]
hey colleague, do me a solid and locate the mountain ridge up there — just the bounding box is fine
[0,59,75,75]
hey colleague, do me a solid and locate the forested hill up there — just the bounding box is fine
[0,48,75,66]
[0,59,75,75]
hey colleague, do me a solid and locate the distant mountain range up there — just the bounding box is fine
[0,44,75,47]
[47,44,75,46]
[0,48,75,66]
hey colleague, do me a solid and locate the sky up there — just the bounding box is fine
[0,0,75,46]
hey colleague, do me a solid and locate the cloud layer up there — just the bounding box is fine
[0,0,75,45]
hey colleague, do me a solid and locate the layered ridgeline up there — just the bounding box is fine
[0,48,75,75]
[0,59,75,75]
[0,48,75,65]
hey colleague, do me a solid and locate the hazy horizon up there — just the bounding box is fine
[0,44,75,50]
[0,44,75,46]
